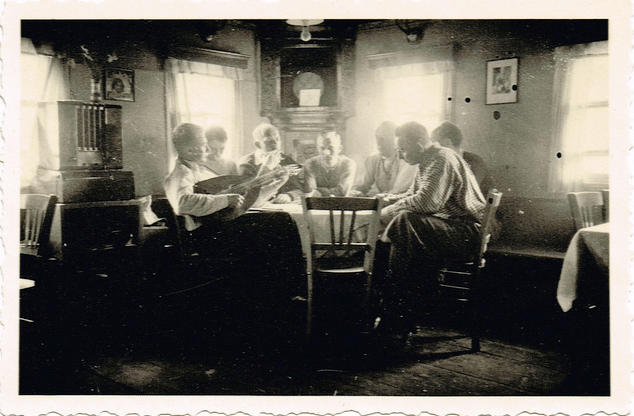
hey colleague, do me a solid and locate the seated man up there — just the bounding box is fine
[203,125,238,176]
[164,123,290,240]
[304,130,356,197]
[350,121,418,197]
[164,123,246,234]
[431,121,494,195]
[238,123,302,204]
[163,123,305,338]
[377,121,486,336]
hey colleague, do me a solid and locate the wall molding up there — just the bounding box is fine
[167,46,250,69]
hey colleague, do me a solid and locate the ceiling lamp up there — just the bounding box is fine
[286,19,324,42]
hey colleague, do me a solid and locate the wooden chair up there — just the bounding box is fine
[20,194,58,283]
[152,197,239,297]
[567,191,605,230]
[301,196,384,341]
[437,189,503,352]
[601,189,609,222]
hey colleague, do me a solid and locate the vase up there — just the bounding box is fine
[90,77,102,102]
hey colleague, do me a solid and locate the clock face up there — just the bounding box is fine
[292,72,324,99]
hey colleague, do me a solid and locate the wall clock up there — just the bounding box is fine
[293,72,324,106]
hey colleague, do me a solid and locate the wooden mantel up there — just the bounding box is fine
[259,38,355,163]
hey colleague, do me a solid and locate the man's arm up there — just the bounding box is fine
[164,166,229,217]
[237,154,258,178]
[276,154,304,201]
[324,158,356,196]
[382,157,454,218]
[304,159,319,194]
[351,155,378,196]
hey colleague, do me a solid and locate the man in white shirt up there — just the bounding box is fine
[164,123,286,232]
[163,123,306,338]
[238,123,302,203]
[350,121,418,197]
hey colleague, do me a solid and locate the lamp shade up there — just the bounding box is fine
[286,19,324,27]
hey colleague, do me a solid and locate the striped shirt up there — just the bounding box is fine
[382,143,486,223]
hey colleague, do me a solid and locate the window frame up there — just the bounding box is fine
[548,41,609,194]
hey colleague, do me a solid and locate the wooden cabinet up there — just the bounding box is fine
[48,200,142,266]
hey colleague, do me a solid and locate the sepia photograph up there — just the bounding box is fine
[105,67,135,101]
[486,57,518,104]
[1,2,632,416]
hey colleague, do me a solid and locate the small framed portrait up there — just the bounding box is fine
[104,68,135,102]
[486,58,518,104]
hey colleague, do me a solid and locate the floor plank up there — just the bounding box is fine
[23,324,578,396]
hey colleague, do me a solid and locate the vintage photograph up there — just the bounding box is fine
[3,6,631,416]
[486,57,518,104]
[104,67,135,101]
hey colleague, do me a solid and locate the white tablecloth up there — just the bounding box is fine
[557,222,609,312]
[252,203,374,257]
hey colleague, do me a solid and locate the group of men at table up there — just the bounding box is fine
[164,119,493,339]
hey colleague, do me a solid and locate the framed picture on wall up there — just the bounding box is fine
[486,58,518,104]
[104,68,135,102]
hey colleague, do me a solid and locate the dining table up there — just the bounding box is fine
[251,202,376,258]
[556,222,609,313]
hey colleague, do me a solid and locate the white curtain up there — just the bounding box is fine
[165,58,244,172]
[548,41,609,193]
[20,38,69,190]
[373,60,454,132]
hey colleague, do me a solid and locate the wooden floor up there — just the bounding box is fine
[21,321,590,396]
[19,249,608,397]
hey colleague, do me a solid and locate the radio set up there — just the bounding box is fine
[34,100,135,202]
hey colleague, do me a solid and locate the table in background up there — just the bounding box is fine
[557,222,609,312]
[556,221,610,394]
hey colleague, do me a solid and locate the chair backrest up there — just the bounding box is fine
[301,196,383,273]
[153,196,197,262]
[601,189,609,222]
[477,189,503,262]
[567,191,605,230]
[20,193,58,258]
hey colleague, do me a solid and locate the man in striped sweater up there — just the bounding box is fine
[376,121,486,337]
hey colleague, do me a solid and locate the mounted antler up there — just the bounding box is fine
[395,20,429,45]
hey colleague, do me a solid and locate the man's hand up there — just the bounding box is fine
[349,190,364,197]
[273,193,292,204]
[376,192,398,205]
[261,176,286,196]
[306,189,323,197]
[226,193,244,208]
[283,164,302,176]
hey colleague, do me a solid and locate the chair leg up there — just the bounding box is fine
[471,335,480,352]
[306,272,314,343]
[470,271,483,352]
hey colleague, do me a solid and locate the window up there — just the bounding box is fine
[549,41,609,192]
[20,38,68,190]
[374,60,453,132]
[166,59,243,170]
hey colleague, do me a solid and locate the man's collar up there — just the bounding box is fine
[254,148,266,165]
[178,157,197,169]
[424,142,441,153]
[178,157,206,172]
